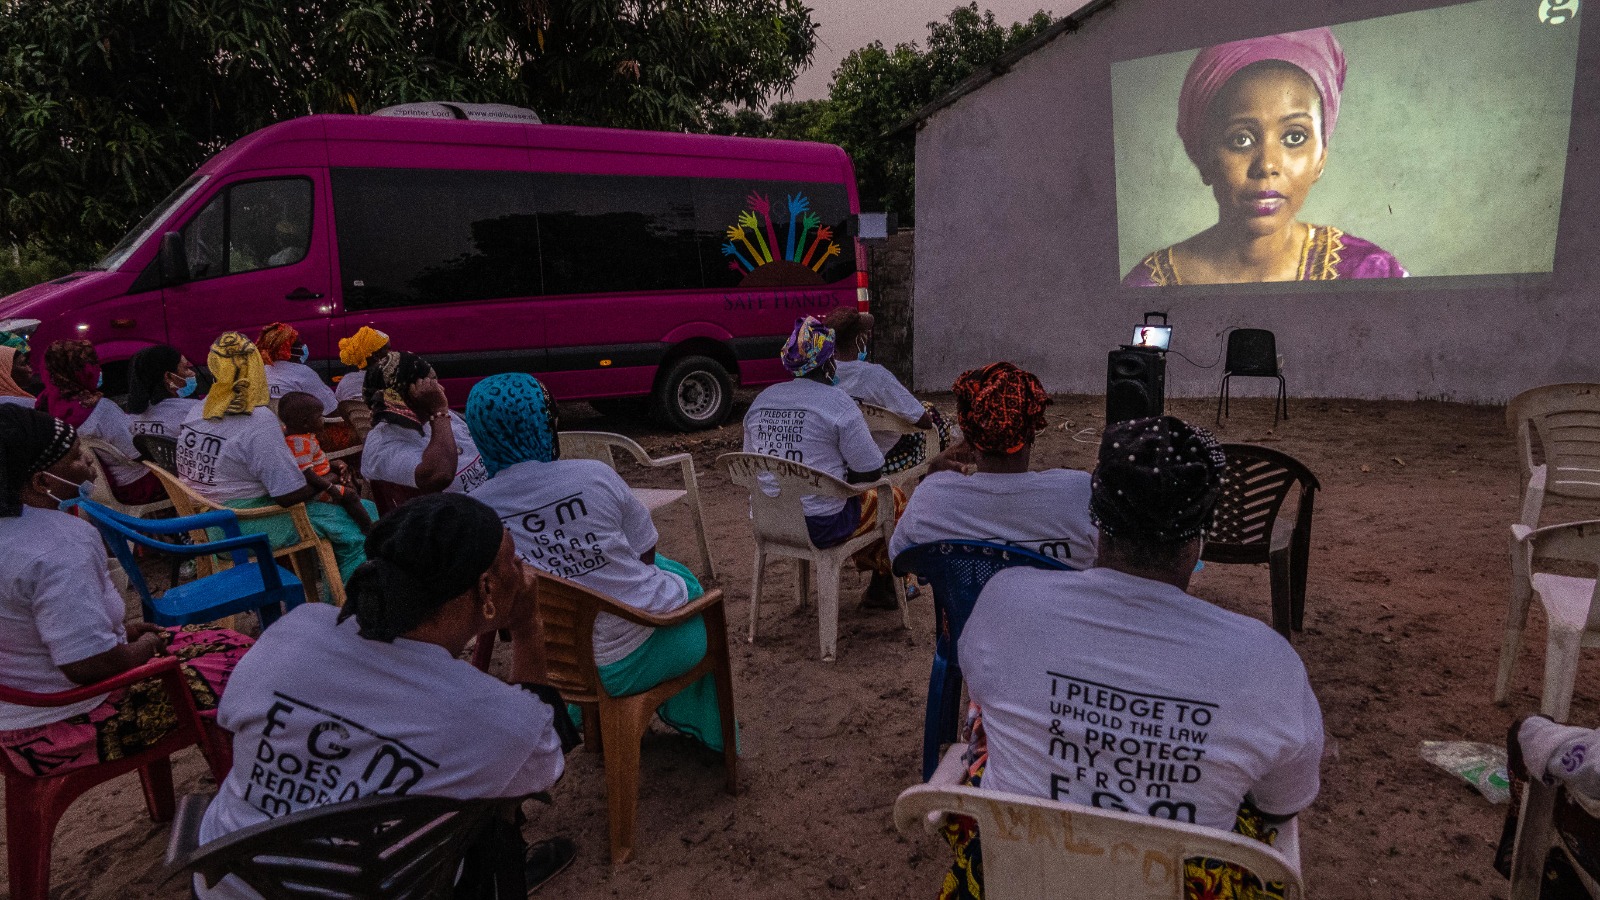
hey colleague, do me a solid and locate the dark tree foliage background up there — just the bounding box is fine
[0,0,817,266]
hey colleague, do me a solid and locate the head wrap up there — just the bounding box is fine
[952,362,1052,456]
[1176,28,1346,168]
[465,373,560,477]
[339,493,507,642]
[0,347,34,401]
[126,344,183,414]
[781,316,835,377]
[1090,416,1226,545]
[338,326,390,369]
[36,340,101,428]
[257,322,299,366]
[363,350,433,431]
[203,332,272,419]
[0,405,78,517]
[0,332,27,352]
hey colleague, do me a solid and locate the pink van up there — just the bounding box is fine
[0,106,867,429]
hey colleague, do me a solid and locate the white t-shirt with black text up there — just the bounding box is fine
[131,398,202,440]
[0,508,127,730]
[360,414,488,495]
[834,359,925,453]
[333,371,365,404]
[470,458,689,665]
[177,407,307,503]
[197,603,564,900]
[78,398,149,487]
[265,361,338,415]
[960,566,1323,830]
[889,469,1098,567]
[742,378,885,517]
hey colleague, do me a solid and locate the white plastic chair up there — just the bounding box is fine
[1506,383,1600,529]
[1500,519,1600,720]
[716,452,910,662]
[79,436,174,518]
[560,431,715,580]
[895,745,1304,900]
[1508,722,1600,900]
[858,401,930,486]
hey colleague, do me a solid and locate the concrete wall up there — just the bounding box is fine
[867,232,916,385]
[913,0,1599,402]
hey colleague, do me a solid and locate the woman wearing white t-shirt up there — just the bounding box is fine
[889,362,1096,568]
[0,406,251,780]
[824,307,953,474]
[332,325,389,405]
[36,338,165,505]
[196,493,579,899]
[465,373,728,752]
[177,332,377,583]
[257,322,338,415]
[126,344,203,440]
[359,350,489,498]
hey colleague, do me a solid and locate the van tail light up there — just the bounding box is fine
[856,270,870,312]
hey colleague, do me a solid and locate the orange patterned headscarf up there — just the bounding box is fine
[257,322,299,365]
[952,362,1051,456]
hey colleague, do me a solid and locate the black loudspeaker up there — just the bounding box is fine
[1106,348,1166,424]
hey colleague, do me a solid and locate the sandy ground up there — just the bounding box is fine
[2,390,1578,900]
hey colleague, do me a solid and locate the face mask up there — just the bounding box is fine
[95,371,104,390]
[857,350,868,362]
[42,470,93,506]
[175,375,198,398]
[294,345,310,364]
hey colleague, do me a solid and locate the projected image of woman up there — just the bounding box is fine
[1123,28,1406,286]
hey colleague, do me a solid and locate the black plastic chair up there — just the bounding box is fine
[894,540,1074,781]
[135,433,179,473]
[1216,329,1288,426]
[165,792,527,899]
[1201,444,1319,640]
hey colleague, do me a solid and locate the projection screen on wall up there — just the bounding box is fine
[1111,0,1582,288]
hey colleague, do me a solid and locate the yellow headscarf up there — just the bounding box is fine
[338,326,390,369]
[203,332,271,419]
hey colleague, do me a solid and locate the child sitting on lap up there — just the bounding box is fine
[278,391,374,534]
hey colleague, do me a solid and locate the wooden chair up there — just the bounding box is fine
[336,398,374,441]
[1201,444,1319,639]
[559,431,716,580]
[858,401,930,485]
[79,435,173,518]
[716,452,911,662]
[533,572,737,863]
[1500,519,1600,720]
[141,461,347,607]
[1506,383,1600,529]
[895,745,1304,900]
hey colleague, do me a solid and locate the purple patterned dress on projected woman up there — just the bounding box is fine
[1122,225,1408,287]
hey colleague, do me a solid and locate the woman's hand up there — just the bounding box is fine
[126,622,170,650]
[407,376,450,418]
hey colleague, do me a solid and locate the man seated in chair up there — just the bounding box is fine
[940,416,1323,900]
[743,316,906,609]
[889,362,1096,570]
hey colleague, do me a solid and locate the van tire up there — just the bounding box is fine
[653,356,733,431]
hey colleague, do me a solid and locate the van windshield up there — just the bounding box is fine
[94,175,209,271]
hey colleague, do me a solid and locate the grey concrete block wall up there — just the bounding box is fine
[912,0,1599,403]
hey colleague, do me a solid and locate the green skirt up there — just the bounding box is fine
[221,497,377,584]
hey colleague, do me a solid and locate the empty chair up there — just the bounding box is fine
[1216,329,1288,426]
[1201,443,1320,639]
[559,430,716,580]
[1505,383,1600,528]
[1498,519,1600,720]
[894,540,1071,780]
[717,452,911,661]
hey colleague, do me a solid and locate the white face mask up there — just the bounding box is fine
[41,470,92,506]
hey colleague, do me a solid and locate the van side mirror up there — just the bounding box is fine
[159,232,190,285]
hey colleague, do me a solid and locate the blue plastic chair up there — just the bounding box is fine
[74,500,305,629]
[893,540,1074,781]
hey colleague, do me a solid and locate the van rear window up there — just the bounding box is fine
[332,168,853,310]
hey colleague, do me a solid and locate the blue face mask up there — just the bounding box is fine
[294,345,310,364]
[95,371,104,390]
[857,350,868,362]
[44,471,94,506]
[176,375,198,398]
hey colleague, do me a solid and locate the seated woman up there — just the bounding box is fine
[0,406,252,777]
[942,416,1323,900]
[825,306,952,474]
[176,332,377,582]
[333,325,388,406]
[742,316,905,608]
[1123,28,1405,286]
[126,344,201,439]
[889,362,1096,568]
[466,373,727,752]
[0,340,38,408]
[359,350,488,496]
[37,339,164,505]
[257,322,337,415]
[196,493,579,899]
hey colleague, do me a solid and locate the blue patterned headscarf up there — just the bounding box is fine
[465,373,560,476]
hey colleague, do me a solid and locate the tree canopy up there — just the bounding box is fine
[0,0,817,261]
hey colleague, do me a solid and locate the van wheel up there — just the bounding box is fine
[653,356,732,431]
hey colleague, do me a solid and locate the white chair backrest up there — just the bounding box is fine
[1526,519,1600,632]
[560,431,635,470]
[858,401,921,436]
[894,784,1303,900]
[1507,384,1600,499]
[716,452,861,550]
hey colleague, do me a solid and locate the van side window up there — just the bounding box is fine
[533,174,702,296]
[181,178,313,280]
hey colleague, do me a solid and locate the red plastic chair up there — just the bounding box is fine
[0,656,229,900]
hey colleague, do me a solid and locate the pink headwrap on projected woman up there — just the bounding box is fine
[1175,27,1347,167]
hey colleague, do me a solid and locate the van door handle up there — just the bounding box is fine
[285,288,324,301]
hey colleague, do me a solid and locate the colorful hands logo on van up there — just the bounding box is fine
[721,191,840,287]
